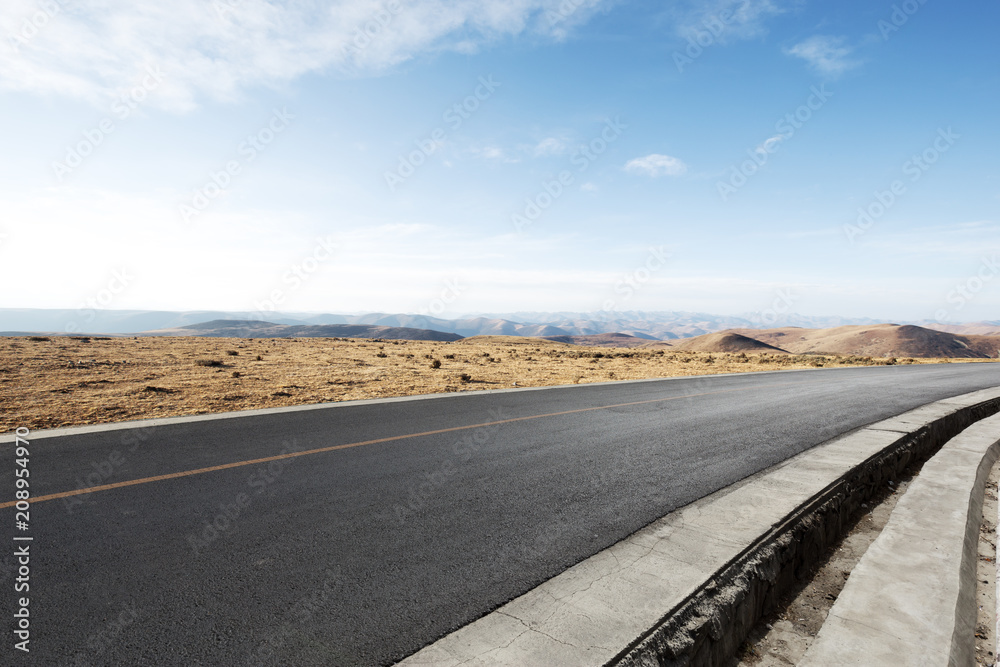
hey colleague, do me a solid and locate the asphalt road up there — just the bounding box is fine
[2,363,1000,665]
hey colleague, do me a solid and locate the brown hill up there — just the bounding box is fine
[730,324,1000,359]
[670,332,789,354]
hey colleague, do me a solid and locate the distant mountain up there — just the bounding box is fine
[1,308,987,344]
[922,321,1000,336]
[141,320,462,342]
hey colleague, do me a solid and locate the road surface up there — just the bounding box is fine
[2,363,999,665]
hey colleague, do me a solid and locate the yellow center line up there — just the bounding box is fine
[3,381,805,509]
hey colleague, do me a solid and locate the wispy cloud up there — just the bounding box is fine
[0,0,615,112]
[533,136,568,156]
[468,145,518,162]
[670,0,784,44]
[785,35,861,76]
[624,154,687,177]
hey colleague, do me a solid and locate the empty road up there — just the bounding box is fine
[2,363,999,665]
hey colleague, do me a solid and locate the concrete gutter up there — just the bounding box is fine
[801,412,1000,665]
[397,387,1000,667]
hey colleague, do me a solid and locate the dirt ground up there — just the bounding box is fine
[975,462,998,666]
[735,456,1000,666]
[0,335,989,432]
[734,469,920,666]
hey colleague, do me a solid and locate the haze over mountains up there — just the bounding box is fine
[5,308,998,339]
[141,320,462,342]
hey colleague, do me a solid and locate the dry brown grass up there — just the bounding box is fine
[0,335,993,431]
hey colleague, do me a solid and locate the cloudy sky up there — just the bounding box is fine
[1,0,997,322]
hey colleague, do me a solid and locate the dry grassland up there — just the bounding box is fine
[0,335,991,431]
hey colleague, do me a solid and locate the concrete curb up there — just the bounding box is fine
[396,387,1000,667]
[801,412,1000,665]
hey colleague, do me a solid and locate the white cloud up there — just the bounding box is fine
[0,0,614,112]
[785,35,861,76]
[624,154,687,177]
[758,134,784,153]
[671,0,783,45]
[468,145,517,162]
[533,136,568,156]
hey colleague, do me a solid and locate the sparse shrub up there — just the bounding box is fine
[232,371,241,378]
[195,358,224,367]
[430,359,441,369]
[444,354,456,359]
[375,351,388,358]
[28,336,50,342]
[226,350,239,356]
[256,355,263,361]
[459,373,472,382]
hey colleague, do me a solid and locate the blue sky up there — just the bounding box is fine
[1,0,998,323]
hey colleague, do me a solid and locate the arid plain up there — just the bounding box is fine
[1,334,991,432]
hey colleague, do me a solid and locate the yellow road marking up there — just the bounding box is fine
[3,382,801,508]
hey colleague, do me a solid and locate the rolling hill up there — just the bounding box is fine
[727,324,1000,359]
[667,332,789,354]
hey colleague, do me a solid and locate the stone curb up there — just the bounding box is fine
[801,412,1000,665]
[396,387,1000,666]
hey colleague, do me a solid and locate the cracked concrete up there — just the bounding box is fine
[801,412,1000,666]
